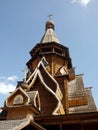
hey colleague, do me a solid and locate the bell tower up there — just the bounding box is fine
[27,20,74,78]
[26,20,75,113]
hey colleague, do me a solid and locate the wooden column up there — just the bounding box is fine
[59,123,62,130]
[64,79,69,114]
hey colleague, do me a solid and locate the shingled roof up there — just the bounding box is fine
[40,20,60,44]
[0,118,46,130]
[68,75,97,113]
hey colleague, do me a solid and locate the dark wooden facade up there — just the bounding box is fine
[35,112,98,130]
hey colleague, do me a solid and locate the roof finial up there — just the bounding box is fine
[47,14,53,20]
[46,14,54,30]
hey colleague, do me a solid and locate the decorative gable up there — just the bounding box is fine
[6,87,30,107]
[4,88,41,120]
[27,91,41,111]
[25,57,64,115]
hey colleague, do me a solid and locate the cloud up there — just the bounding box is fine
[0,75,18,82]
[71,0,92,6]
[0,75,18,94]
[0,82,15,94]
[7,76,18,82]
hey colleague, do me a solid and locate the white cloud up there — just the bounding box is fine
[7,76,18,82]
[72,0,92,6]
[0,75,18,82]
[0,82,15,94]
[0,75,18,94]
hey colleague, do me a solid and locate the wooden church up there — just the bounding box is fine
[0,19,98,130]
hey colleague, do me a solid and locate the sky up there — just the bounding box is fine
[0,0,98,108]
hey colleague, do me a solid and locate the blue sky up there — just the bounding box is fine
[0,0,98,108]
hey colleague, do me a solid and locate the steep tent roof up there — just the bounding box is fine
[40,20,60,44]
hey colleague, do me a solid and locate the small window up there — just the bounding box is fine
[54,48,62,55]
[42,47,52,53]
[13,95,23,105]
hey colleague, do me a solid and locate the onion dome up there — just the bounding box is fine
[45,20,55,30]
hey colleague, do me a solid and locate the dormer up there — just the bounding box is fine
[6,87,29,107]
[4,88,40,119]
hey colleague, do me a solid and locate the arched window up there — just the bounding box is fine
[13,95,23,105]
